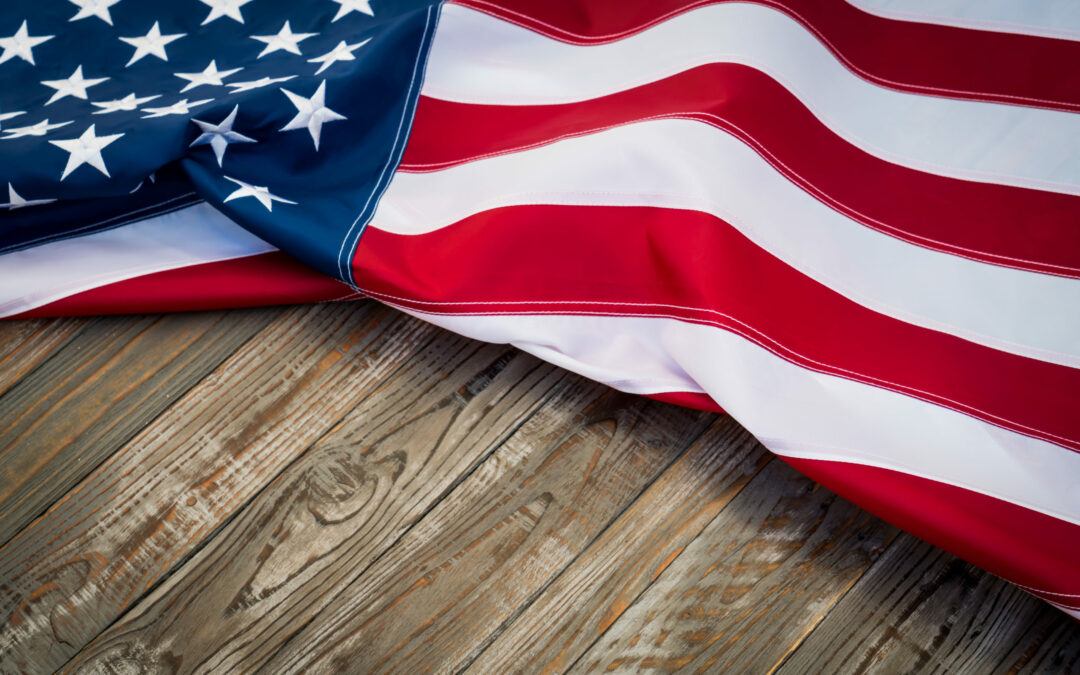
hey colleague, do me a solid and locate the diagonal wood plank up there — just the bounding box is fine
[63,339,572,673]
[566,459,899,674]
[465,415,771,675]
[776,532,1080,674]
[991,609,1080,674]
[0,310,276,548]
[256,385,714,673]
[0,317,86,398]
[0,301,440,673]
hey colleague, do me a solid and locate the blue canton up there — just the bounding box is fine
[0,0,441,283]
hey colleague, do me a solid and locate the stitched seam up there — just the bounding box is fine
[367,184,1080,369]
[0,249,275,317]
[0,193,201,256]
[328,289,367,302]
[401,113,1080,277]
[360,270,1080,369]
[1042,597,1080,611]
[842,0,1080,43]
[421,44,1080,198]
[452,0,1080,112]
[1012,583,1080,598]
[356,286,1080,450]
[337,3,440,283]
[764,438,1080,538]
[354,274,1078,367]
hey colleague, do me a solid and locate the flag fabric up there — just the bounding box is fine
[2,0,1079,619]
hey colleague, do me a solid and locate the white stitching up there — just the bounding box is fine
[0,193,200,255]
[353,285,1080,451]
[401,111,1080,277]
[337,4,439,283]
[451,0,1080,112]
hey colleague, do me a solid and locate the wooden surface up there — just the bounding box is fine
[0,301,1075,674]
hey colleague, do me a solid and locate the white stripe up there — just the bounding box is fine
[375,119,1080,368]
[0,203,275,318]
[395,308,1080,527]
[425,4,1080,196]
[847,0,1080,41]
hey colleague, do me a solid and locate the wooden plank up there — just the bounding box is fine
[255,386,715,673]
[776,532,1080,674]
[0,309,275,548]
[0,301,439,673]
[63,339,571,672]
[991,608,1080,674]
[567,459,898,674]
[466,415,771,675]
[0,317,86,397]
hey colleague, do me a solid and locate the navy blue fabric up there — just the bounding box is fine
[0,0,441,281]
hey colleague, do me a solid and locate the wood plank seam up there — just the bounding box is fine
[58,337,575,672]
[0,303,444,672]
[554,457,778,675]
[252,357,567,671]
[454,420,721,674]
[243,362,604,672]
[0,311,276,551]
[50,324,451,675]
[0,318,89,399]
[249,384,716,672]
[766,522,908,674]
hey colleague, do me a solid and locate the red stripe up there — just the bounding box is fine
[644,391,725,413]
[352,205,1080,454]
[402,65,1080,278]
[14,252,357,318]
[781,456,1080,607]
[453,0,1080,113]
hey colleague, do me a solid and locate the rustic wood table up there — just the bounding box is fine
[0,301,1076,673]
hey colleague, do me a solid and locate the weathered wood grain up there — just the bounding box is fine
[567,459,898,674]
[0,317,86,397]
[63,339,572,673]
[0,302,440,673]
[4,304,1074,675]
[992,606,1080,674]
[466,415,770,675]
[0,310,277,548]
[257,386,714,674]
[776,531,1080,674]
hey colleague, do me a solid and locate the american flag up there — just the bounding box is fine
[1,0,1079,618]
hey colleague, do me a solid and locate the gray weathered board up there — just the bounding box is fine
[0,301,1076,674]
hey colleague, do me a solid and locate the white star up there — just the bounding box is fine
[141,98,213,118]
[251,21,316,58]
[330,0,374,21]
[42,65,108,105]
[2,118,72,139]
[2,183,55,209]
[69,0,123,25]
[307,38,369,75]
[279,80,345,151]
[175,60,242,92]
[0,110,25,123]
[120,21,184,67]
[0,21,54,66]
[49,124,123,180]
[226,74,295,92]
[223,176,295,211]
[189,105,256,166]
[91,92,160,114]
[200,0,255,25]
